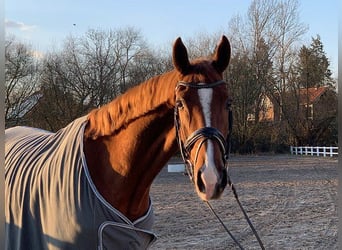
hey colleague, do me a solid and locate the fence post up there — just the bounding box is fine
[323,147,326,157]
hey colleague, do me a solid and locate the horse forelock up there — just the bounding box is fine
[193,60,222,81]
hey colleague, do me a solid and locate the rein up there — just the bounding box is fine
[174,80,265,249]
[205,180,265,250]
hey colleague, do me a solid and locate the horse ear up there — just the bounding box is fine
[212,35,231,73]
[172,37,191,74]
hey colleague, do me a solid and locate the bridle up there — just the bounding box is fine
[174,80,233,182]
[173,79,265,249]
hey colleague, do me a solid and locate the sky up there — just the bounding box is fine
[5,0,339,78]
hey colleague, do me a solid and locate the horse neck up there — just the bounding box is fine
[84,71,179,221]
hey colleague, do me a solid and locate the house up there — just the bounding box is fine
[254,86,337,122]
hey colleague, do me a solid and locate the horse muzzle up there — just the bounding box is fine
[196,165,227,201]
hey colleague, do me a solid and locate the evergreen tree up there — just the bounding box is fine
[297,35,333,88]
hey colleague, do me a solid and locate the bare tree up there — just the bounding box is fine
[183,32,221,59]
[5,36,41,127]
[227,0,308,152]
[271,0,308,93]
[32,27,162,130]
[125,47,171,88]
[28,53,83,131]
[41,27,148,108]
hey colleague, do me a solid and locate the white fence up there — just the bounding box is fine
[290,146,338,157]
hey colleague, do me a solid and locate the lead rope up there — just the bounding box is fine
[205,201,244,250]
[228,179,265,250]
[206,177,265,250]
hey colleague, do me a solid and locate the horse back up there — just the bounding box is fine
[5,126,52,147]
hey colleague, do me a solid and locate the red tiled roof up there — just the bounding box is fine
[298,86,327,104]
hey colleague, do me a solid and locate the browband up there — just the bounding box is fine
[177,80,226,89]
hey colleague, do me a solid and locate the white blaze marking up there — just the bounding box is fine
[198,87,212,127]
[198,87,218,199]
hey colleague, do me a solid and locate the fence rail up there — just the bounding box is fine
[290,146,338,157]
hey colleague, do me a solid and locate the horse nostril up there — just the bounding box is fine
[220,169,228,189]
[197,170,206,193]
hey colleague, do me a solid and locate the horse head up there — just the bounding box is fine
[173,36,231,201]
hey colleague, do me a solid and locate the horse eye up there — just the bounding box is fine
[177,84,187,92]
[176,99,184,109]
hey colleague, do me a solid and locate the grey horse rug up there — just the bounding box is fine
[5,116,156,250]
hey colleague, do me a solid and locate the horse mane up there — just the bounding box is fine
[84,58,221,140]
[84,70,178,139]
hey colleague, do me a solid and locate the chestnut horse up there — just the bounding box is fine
[5,36,231,249]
